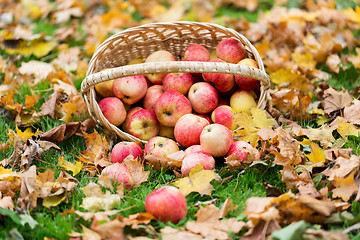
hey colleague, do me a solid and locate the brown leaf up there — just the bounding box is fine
[80,181,104,197]
[344,99,360,125]
[219,199,236,219]
[91,219,125,240]
[0,196,14,210]
[40,90,60,118]
[75,209,121,222]
[323,155,360,180]
[332,172,359,201]
[40,122,82,142]
[98,175,114,192]
[116,212,154,228]
[304,228,349,240]
[161,226,203,240]
[17,165,38,209]
[273,128,303,166]
[323,87,352,115]
[196,204,220,223]
[21,139,39,170]
[0,140,23,169]
[122,156,150,188]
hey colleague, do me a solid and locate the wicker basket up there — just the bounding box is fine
[81,21,271,144]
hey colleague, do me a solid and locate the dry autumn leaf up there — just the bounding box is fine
[172,164,220,196]
[122,156,150,188]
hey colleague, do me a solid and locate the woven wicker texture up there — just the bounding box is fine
[81,21,271,143]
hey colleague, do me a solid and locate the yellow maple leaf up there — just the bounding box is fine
[61,101,77,123]
[58,157,83,176]
[292,52,317,70]
[301,139,325,164]
[234,107,275,146]
[3,37,58,58]
[337,120,359,138]
[0,166,14,176]
[8,127,42,143]
[332,172,359,201]
[24,92,40,110]
[172,164,220,196]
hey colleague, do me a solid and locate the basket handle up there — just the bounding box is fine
[81,61,270,94]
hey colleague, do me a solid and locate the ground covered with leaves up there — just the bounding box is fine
[1,0,360,239]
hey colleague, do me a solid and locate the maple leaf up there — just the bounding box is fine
[301,125,335,148]
[75,209,121,222]
[172,164,220,197]
[272,128,303,166]
[344,99,360,125]
[326,54,341,73]
[323,87,352,115]
[58,157,83,176]
[122,156,150,188]
[336,120,359,138]
[18,60,54,81]
[0,196,14,210]
[91,218,126,240]
[301,139,325,164]
[2,36,58,58]
[292,52,317,70]
[332,172,359,201]
[234,107,275,146]
[323,155,360,181]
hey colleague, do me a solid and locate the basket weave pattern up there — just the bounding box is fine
[81,21,271,143]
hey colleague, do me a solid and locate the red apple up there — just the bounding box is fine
[145,186,187,224]
[188,82,218,114]
[230,89,257,114]
[159,124,175,139]
[216,38,246,64]
[181,151,215,176]
[182,44,210,62]
[211,105,235,130]
[113,75,148,105]
[111,142,143,163]
[143,85,164,112]
[144,136,180,158]
[95,80,114,97]
[235,58,260,90]
[98,97,126,126]
[128,109,160,141]
[155,90,192,127]
[202,58,235,92]
[200,123,233,157]
[122,107,143,132]
[184,145,203,156]
[226,141,261,161]
[101,163,134,189]
[163,72,194,95]
[145,50,176,84]
[174,114,209,147]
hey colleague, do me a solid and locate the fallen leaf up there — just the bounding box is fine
[336,120,359,138]
[80,182,104,197]
[323,87,352,115]
[21,139,40,170]
[304,228,349,240]
[68,225,101,240]
[122,156,150,188]
[91,218,126,240]
[344,99,360,125]
[58,157,83,176]
[234,107,275,146]
[81,191,121,212]
[219,199,236,219]
[161,226,203,240]
[2,36,58,58]
[18,60,54,80]
[326,54,341,73]
[75,209,121,222]
[332,172,359,201]
[0,196,14,210]
[323,155,360,180]
[17,165,38,209]
[301,139,325,164]
[172,165,220,196]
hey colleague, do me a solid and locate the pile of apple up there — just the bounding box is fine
[96,37,261,177]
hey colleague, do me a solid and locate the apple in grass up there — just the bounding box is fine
[145,50,176,84]
[128,109,160,141]
[98,97,126,126]
[144,136,180,158]
[145,186,187,224]
[121,107,142,132]
[155,90,192,127]
[202,58,235,93]
[102,163,134,189]
[188,82,218,114]
[143,85,164,112]
[216,38,246,63]
[200,123,233,157]
[163,72,194,95]
[230,89,257,114]
[174,114,209,148]
[226,141,261,161]
[182,44,210,62]
[235,58,260,90]
[111,142,143,163]
[211,105,235,130]
[113,75,148,105]
[181,151,215,176]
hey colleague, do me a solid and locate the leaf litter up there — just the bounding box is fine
[1,0,360,239]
